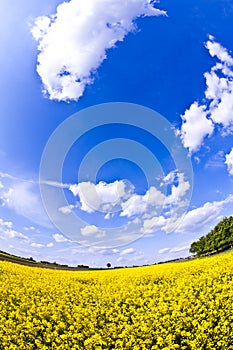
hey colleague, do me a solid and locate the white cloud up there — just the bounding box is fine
[206,35,233,66]
[120,186,165,218]
[179,102,214,153]
[96,180,130,203]
[166,172,190,204]
[24,226,36,231]
[145,186,166,206]
[68,172,189,224]
[80,225,105,238]
[179,36,233,153]
[70,180,134,213]
[120,247,135,256]
[47,242,54,248]
[205,70,233,128]
[5,230,28,240]
[203,36,233,129]
[58,205,75,215]
[31,0,166,101]
[104,213,111,220]
[0,218,13,229]
[162,170,177,185]
[120,194,147,217]
[225,148,233,175]
[53,233,70,243]
[141,215,168,234]
[204,69,229,107]
[0,218,29,241]
[70,182,96,213]
[31,242,44,248]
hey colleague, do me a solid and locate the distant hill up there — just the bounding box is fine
[0,250,90,270]
[189,216,233,256]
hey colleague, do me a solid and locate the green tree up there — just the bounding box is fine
[189,216,233,256]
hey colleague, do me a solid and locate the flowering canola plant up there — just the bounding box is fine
[0,252,233,349]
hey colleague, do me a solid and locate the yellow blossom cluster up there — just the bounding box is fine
[0,252,233,349]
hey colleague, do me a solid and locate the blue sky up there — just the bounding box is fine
[0,0,232,267]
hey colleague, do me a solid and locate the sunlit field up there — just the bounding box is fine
[0,253,233,349]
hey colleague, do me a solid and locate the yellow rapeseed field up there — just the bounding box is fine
[0,253,233,349]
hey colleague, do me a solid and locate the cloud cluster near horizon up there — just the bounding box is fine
[64,171,191,238]
[179,36,233,171]
[31,0,166,102]
[66,176,233,239]
[68,172,190,219]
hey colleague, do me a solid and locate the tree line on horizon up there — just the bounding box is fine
[189,216,233,256]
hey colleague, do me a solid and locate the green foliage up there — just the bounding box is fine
[190,216,233,256]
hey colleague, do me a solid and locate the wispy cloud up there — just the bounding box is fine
[31,0,166,101]
[175,194,233,234]
[158,247,170,254]
[0,179,51,228]
[117,248,144,265]
[158,243,191,255]
[120,247,135,256]
[205,150,225,169]
[142,194,233,236]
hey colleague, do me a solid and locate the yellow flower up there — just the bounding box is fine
[0,252,233,348]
